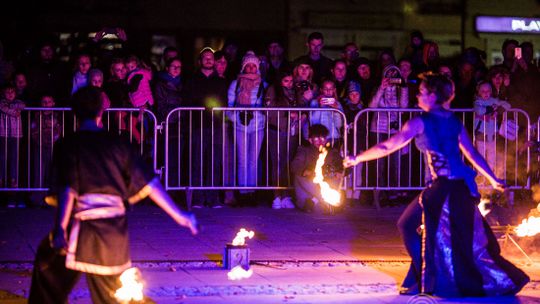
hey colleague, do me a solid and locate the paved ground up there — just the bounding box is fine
[1,203,540,303]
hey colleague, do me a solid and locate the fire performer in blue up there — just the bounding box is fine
[29,87,199,303]
[344,73,529,297]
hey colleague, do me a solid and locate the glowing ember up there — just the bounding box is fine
[227,266,253,280]
[231,228,255,246]
[478,198,491,217]
[516,217,540,237]
[114,267,144,302]
[313,146,341,206]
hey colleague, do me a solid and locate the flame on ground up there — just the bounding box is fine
[313,146,341,206]
[515,216,540,237]
[232,228,255,246]
[114,267,144,302]
[227,266,253,280]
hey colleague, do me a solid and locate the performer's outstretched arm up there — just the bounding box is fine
[459,127,506,192]
[147,180,199,235]
[344,117,421,167]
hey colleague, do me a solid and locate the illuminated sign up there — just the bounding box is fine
[476,16,540,34]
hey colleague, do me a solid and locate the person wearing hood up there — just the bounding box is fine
[228,51,267,198]
[368,64,409,204]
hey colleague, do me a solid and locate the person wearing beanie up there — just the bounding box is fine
[227,51,267,199]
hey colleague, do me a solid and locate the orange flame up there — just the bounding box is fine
[114,267,144,302]
[231,228,254,246]
[313,146,341,206]
[227,265,253,280]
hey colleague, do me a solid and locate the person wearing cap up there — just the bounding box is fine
[227,51,267,199]
[293,32,333,86]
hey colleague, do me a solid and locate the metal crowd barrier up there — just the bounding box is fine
[164,107,347,190]
[0,107,158,191]
[350,108,531,192]
[1,106,532,196]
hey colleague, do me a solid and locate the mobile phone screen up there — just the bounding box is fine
[515,47,522,59]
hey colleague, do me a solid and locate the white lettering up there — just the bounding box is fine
[512,19,540,32]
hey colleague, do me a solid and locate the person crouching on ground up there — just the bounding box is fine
[291,124,343,213]
[29,86,198,304]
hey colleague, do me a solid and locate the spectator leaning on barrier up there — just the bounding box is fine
[125,55,153,144]
[185,47,229,208]
[368,64,408,202]
[0,84,25,188]
[154,57,183,123]
[487,65,511,102]
[473,81,511,182]
[228,51,267,194]
[265,68,298,209]
[104,58,130,132]
[88,68,111,128]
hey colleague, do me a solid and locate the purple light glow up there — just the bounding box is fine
[476,16,540,34]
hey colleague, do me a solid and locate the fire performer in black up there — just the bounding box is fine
[344,73,529,297]
[29,87,199,303]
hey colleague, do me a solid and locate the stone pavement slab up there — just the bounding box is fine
[1,205,540,303]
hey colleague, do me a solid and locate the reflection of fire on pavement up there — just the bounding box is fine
[115,267,144,302]
[227,265,253,280]
[313,146,341,206]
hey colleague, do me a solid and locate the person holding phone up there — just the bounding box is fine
[309,79,344,147]
[368,64,409,204]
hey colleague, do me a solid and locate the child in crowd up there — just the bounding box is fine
[126,55,154,143]
[309,79,344,147]
[88,69,111,127]
[291,124,343,213]
[71,54,91,95]
[474,81,511,178]
[343,81,364,202]
[0,85,25,189]
[31,95,60,189]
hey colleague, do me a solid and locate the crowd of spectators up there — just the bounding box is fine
[1,28,539,210]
